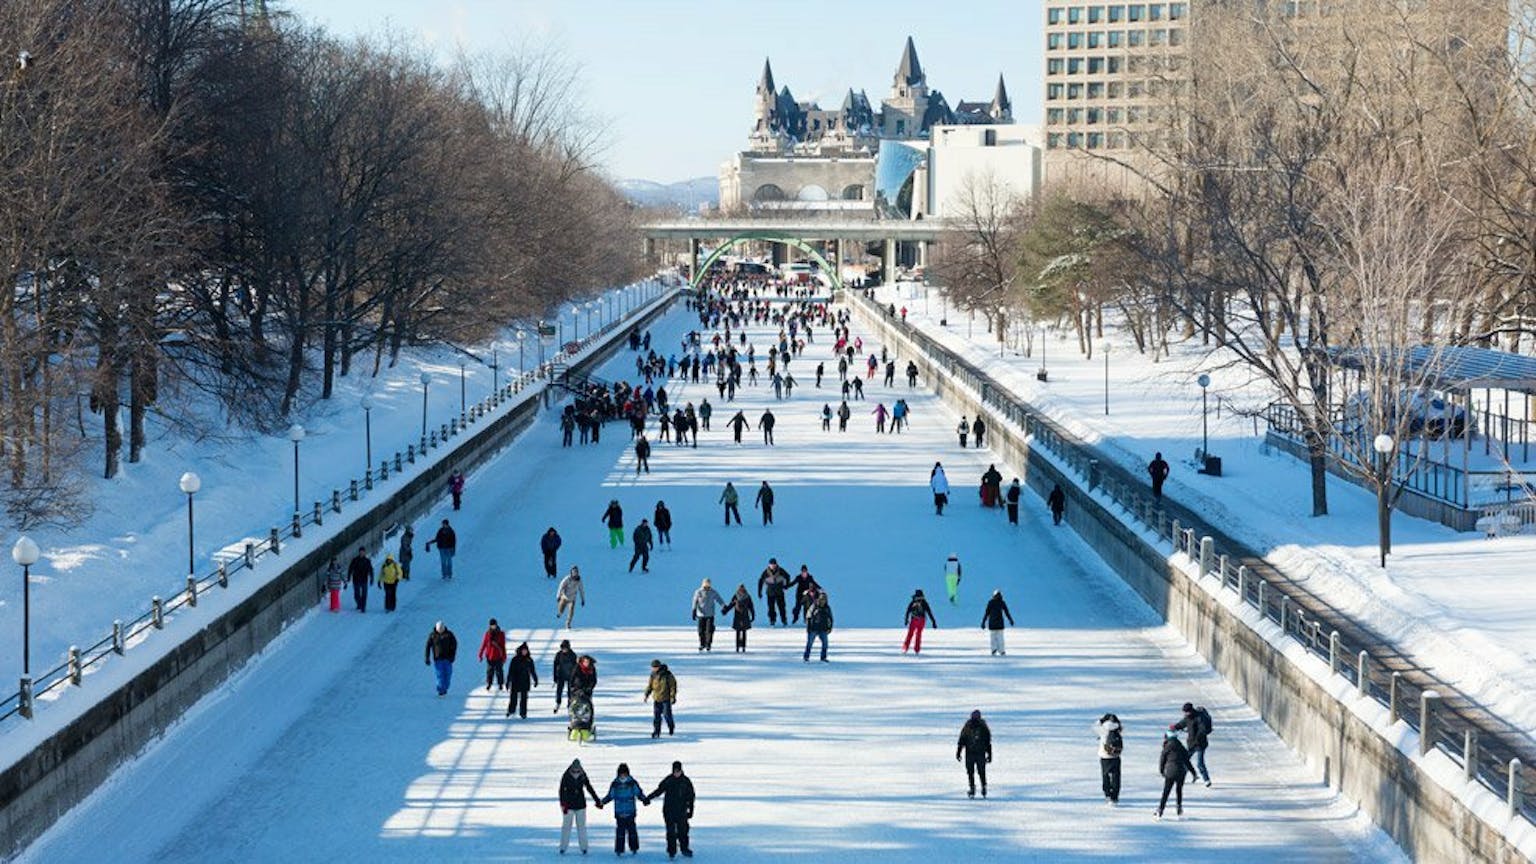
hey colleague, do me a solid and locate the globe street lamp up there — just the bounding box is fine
[419,372,431,439]
[1197,374,1212,457]
[12,536,39,675]
[1101,341,1112,416]
[287,424,305,518]
[179,472,201,581]
[1373,433,1395,568]
[360,394,374,472]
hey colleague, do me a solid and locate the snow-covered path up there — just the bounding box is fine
[21,300,1401,863]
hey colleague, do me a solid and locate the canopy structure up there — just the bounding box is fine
[1327,345,1536,393]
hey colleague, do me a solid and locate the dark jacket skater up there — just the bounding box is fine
[723,586,756,652]
[1047,484,1066,525]
[1148,452,1171,500]
[558,759,604,854]
[540,528,562,577]
[757,559,791,625]
[347,548,373,611]
[653,501,673,546]
[629,519,654,572]
[551,640,578,710]
[956,710,993,798]
[902,590,938,654]
[1005,479,1023,525]
[790,568,820,623]
[754,481,775,525]
[982,590,1015,656]
[506,642,540,718]
[648,761,696,858]
[1157,733,1192,818]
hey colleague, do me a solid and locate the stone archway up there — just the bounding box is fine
[691,233,843,291]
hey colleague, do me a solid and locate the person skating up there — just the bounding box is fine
[754,481,775,525]
[836,400,852,431]
[803,592,834,662]
[790,565,820,624]
[654,501,673,548]
[980,465,1004,509]
[603,500,625,549]
[479,618,507,691]
[956,709,993,798]
[723,584,755,652]
[719,482,742,525]
[872,402,889,433]
[324,556,344,613]
[1172,702,1214,786]
[820,403,833,431]
[1156,729,1192,819]
[541,527,563,578]
[930,463,951,515]
[906,361,919,387]
[757,558,791,626]
[902,589,938,654]
[691,578,725,651]
[648,761,696,859]
[558,759,604,855]
[424,621,458,697]
[815,362,824,388]
[957,417,969,448]
[1005,479,1022,526]
[643,659,678,737]
[506,641,540,718]
[551,638,578,713]
[944,554,963,605]
[628,518,654,573]
[601,763,651,855]
[347,547,373,612]
[698,399,712,431]
[379,553,404,612]
[1047,483,1066,525]
[449,471,466,510]
[972,417,986,449]
[556,567,585,628]
[1148,452,1171,501]
[1096,713,1124,805]
[634,435,652,474]
[727,410,749,444]
[981,591,1015,655]
[399,524,415,580]
[758,409,776,445]
[424,519,457,580]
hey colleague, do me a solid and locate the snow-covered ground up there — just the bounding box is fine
[0,282,665,692]
[20,300,1401,862]
[876,284,1536,745]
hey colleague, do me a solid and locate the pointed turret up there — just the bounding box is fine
[894,36,925,87]
[989,74,1012,121]
[757,58,776,97]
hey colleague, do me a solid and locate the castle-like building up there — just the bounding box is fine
[719,37,1013,212]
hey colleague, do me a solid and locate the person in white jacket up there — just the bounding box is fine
[691,579,726,652]
[556,567,585,628]
[1095,713,1124,804]
[930,462,950,515]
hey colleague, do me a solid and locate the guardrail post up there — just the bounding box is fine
[1170,519,1182,549]
[1217,554,1229,586]
[381,461,390,481]
[68,646,82,685]
[1237,565,1249,602]
[112,619,125,655]
[1419,691,1440,755]
[429,429,438,448]
[244,542,255,568]
[152,596,165,629]
[1510,758,1524,819]
[441,423,449,441]
[269,527,281,554]
[1088,458,1100,491]
[186,575,198,608]
[1257,580,1268,616]
[1358,651,1370,698]
[352,478,361,500]
[1389,671,1402,724]
[407,444,416,464]
[218,561,228,589]
[18,677,32,719]
[332,490,342,513]
[291,512,302,538]
[393,452,402,472]
[1183,528,1196,557]
[313,501,323,526]
[1278,595,1289,634]
[1199,537,1214,579]
[1464,730,1478,783]
[1329,631,1340,674]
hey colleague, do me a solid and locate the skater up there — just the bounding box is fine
[558,759,604,855]
[552,638,578,712]
[944,553,963,605]
[727,410,749,443]
[628,518,654,573]
[981,465,1004,508]
[324,556,344,612]
[957,709,993,798]
[902,589,938,654]
[398,524,415,580]
[723,584,755,652]
[644,659,677,737]
[872,402,889,433]
[821,403,833,431]
[803,592,834,663]
[699,399,712,431]
[347,547,373,612]
[1047,483,1066,525]
[424,621,458,697]
[601,764,651,855]
[506,641,539,718]
[648,761,695,859]
[816,362,824,388]
[981,591,1015,655]
[1148,452,1170,501]
[1156,729,1192,819]
[635,435,651,474]
[836,400,852,431]
[603,499,625,549]
[449,471,465,510]
[654,501,673,548]
[757,558,791,626]
[972,417,986,449]
[1005,479,1022,525]
[561,411,575,447]
[541,527,563,578]
[758,408,776,445]
[754,480,775,525]
[790,565,820,624]
[691,578,725,651]
[556,567,585,628]
[719,482,742,525]
[379,553,403,612]
[1172,702,1213,786]
[957,416,969,448]
[479,617,507,691]
[885,360,896,387]
[930,463,950,515]
[906,361,919,387]
[424,519,456,580]
[1096,712,1124,804]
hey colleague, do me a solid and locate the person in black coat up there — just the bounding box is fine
[647,761,696,859]
[754,481,775,525]
[506,641,540,718]
[424,622,458,696]
[790,565,820,624]
[1047,483,1066,525]
[757,558,791,626]
[558,759,604,854]
[634,435,652,474]
[972,416,986,449]
[540,527,562,578]
[902,589,938,654]
[1005,479,1023,525]
[1156,730,1192,818]
[956,709,993,798]
[347,547,373,612]
[1148,452,1171,501]
[654,501,673,547]
[629,518,654,573]
[1172,702,1213,785]
[981,591,1015,655]
[722,585,756,652]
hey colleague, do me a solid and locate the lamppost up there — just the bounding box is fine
[517,330,526,377]
[1197,374,1211,457]
[1101,341,1112,416]
[1373,433,1395,568]
[13,536,39,675]
[459,361,467,416]
[419,372,431,438]
[179,472,200,581]
[360,394,374,471]
[287,424,305,517]
[491,349,499,394]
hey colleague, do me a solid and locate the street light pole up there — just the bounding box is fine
[459,361,467,416]
[179,472,201,581]
[13,536,39,676]
[287,424,305,517]
[1197,374,1211,457]
[1373,433,1395,567]
[1102,341,1112,416]
[491,349,499,393]
[361,394,374,471]
[517,331,526,377]
[419,372,431,438]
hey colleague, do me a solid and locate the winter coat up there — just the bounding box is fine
[602,503,624,529]
[654,505,672,532]
[1173,707,1212,750]
[540,530,562,555]
[560,766,601,812]
[930,469,950,496]
[431,525,457,552]
[792,572,820,600]
[972,418,986,436]
[478,627,507,663]
[632,523,654,551]
[602,775,648,818]
[692,586,725,619]
[556,574,585,604]
[904,595,937,627]
[981,595,1014,631]
[645,666,678,702]
[1047,486,1066,512]
[635,438,651,458]
[1160,737,1191,780]
[570,658,597,695]
[758,565,790,597]
[719,485,739,505]
[1096,718,1123,759]
[508,649,539,692]
[552,647,578,682]
[648,773,696,822]
[399,530,414,565]
[758,411,775,429]
[347,554,373,586]
[379,559,403,586]
[324,562,344,591]
[755,485,774,508]
[1007,483,1023,506]
[425,628,458,663]
[806,600,834,633]
[957,717,992,759]
[723,594,756,630]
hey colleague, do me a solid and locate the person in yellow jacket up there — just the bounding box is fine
[379,554,406,612]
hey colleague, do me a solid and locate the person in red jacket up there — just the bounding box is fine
[478,618,507,691]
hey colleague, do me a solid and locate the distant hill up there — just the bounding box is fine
[617,176,718,211]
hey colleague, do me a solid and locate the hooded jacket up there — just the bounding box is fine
[1096,717,1123,759]
[508,643,539,691]
[644,665,678,702]
[559,761,601,812]
[424,627,457,663]
[691,585,725,619]
[556,573,585,604]
[648,772,696,822]
[552,646,578,682]
[1160,736,1192,780]
[477,626,507,663]
[602,774,648,818]
[904,594,937,627]
[982,594,1015,630]
[957,716,992,760]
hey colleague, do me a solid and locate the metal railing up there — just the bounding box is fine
[849,291,1533,827]
[1,281,678,728]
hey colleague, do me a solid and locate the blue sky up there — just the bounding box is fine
[283,0,1042,183]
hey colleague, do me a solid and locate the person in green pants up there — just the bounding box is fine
[945,553,963,605]
[603,500,624,549]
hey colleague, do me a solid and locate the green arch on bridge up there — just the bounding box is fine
[690,233,843,292]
